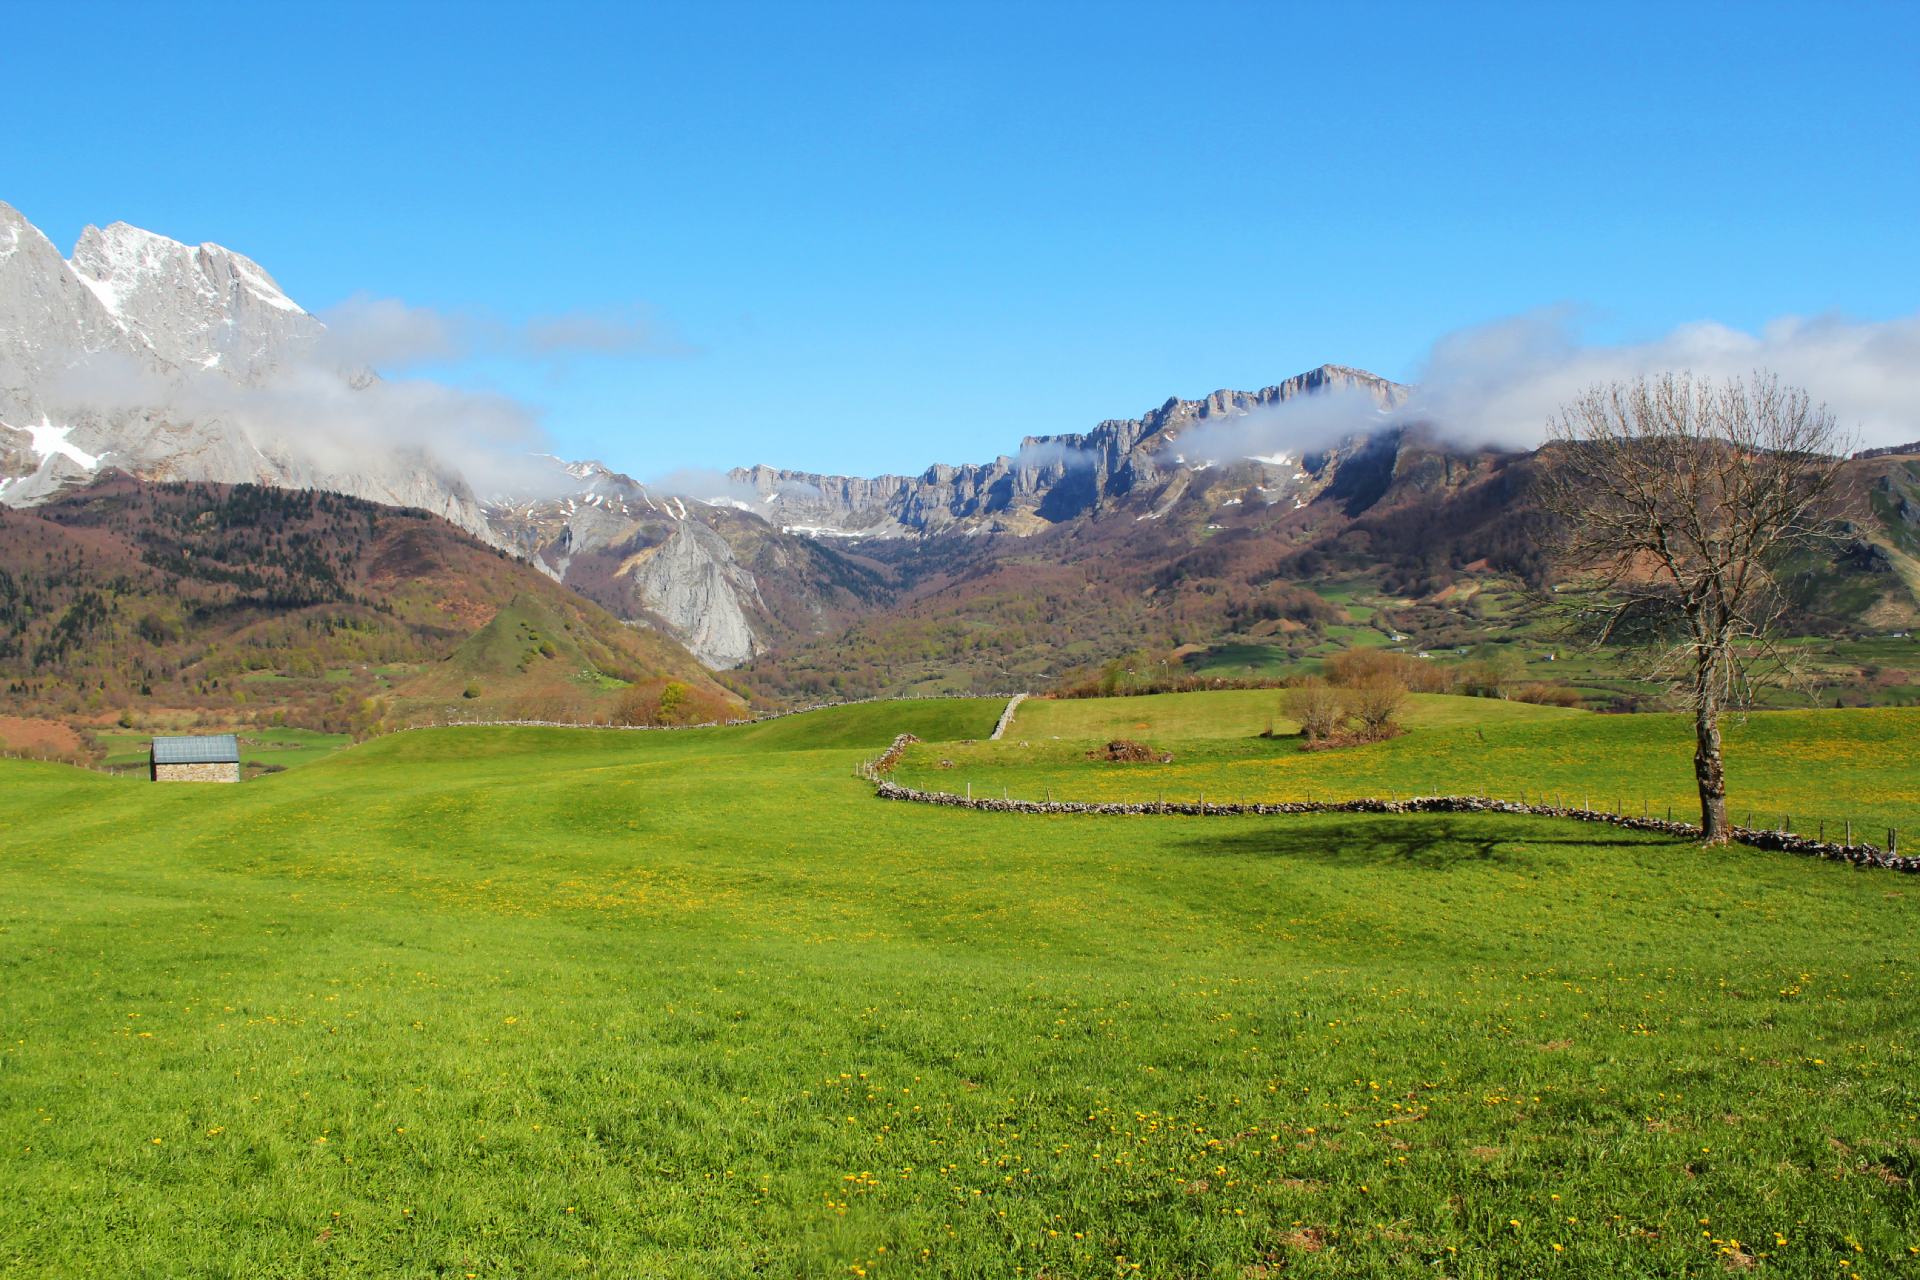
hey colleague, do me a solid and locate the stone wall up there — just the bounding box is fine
[989,694,1028,741]
[862,735,1919,874]
[153,761,240,783]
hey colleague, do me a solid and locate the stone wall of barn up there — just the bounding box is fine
[153,762,240,783]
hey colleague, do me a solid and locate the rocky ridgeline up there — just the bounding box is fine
[864,738,1917,873]
[729,365,1409,536]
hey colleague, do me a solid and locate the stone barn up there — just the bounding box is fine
[150,734,241,783]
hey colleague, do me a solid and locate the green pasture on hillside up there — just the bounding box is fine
[93,726,352,776]
[1,694,1917,1277]
[1008,690,1581,742]
[913,692,1920,841]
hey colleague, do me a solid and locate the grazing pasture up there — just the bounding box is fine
[909,692,1920,843]
[92,726,352,777]
[1,695,1915,1277]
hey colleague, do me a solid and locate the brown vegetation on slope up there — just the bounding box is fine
[0,475,738,734]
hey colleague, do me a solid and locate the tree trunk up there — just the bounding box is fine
[1694,701,1729,843]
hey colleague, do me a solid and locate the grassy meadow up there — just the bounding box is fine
[903,691,1920,844]
[1,694,1917,1276]
[92,726,352,777]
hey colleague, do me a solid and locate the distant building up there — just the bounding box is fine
[150,735,241,783]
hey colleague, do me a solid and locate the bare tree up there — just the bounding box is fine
[1539,373,1851,842]
[1343,674,1408,740]
[1283,680,1345,743]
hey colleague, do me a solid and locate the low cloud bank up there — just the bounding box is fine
[1175,386,1398,466]
[646,467,770,505]
[1014,438,1098,471]
[1177,308,1920,463]
[1408,308,1920,451]
[38,295,689,502]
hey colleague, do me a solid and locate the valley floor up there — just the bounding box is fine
[0,696,1915,1276]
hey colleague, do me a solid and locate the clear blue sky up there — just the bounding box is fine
[8,1,1917,476]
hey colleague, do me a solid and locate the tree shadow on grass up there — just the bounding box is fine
[1174,816,1660,872]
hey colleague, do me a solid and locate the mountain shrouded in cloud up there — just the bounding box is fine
[0,201,683,525]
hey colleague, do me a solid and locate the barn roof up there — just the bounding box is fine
[151,734,240,765]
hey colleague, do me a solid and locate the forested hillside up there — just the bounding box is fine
[0,476,739,733]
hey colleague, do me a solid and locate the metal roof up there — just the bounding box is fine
[151,734,240,765]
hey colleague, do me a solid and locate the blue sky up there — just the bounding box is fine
[8,1,1918,475]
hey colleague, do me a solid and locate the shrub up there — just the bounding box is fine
[1513,681,1584,707]
[612,685,660,727]
[1283,680,1345,743]
[462,682,482,699]
[611,680,734,728]
[1343,674,1408,739]
[658,681,689,723]
[1454,645,1528,698]
[1325,648,1454,694]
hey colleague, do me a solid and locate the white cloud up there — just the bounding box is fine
[1014,438,1096,470]
[1175,386,1396,465]
[1407,307,1920,450]
[648,466,766,504]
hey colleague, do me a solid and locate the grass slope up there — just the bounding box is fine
[1011,690,1581,741]
[1,696,1916,1277]
[93,726,350,776]
[903,693,1920,841]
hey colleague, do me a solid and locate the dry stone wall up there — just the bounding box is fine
[861,735,1919,874]
[989,694,1028,741]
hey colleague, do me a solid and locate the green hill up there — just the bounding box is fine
[0,476,738,734]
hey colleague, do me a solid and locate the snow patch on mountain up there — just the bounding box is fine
[26,418,102,470]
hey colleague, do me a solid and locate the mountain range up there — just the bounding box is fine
[3,200,1917,715]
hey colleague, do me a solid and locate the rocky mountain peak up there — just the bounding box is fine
[66,218,313,381]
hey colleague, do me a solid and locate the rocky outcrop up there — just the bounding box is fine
[623,519,766,668]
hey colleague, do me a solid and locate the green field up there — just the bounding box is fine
[93,726,352,776]
[913,691,1920,842]
[2,695,1917,1276]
